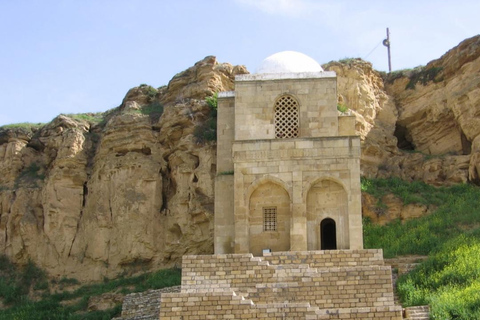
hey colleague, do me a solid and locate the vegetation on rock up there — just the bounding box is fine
[405,66,444,89]
[336,103,349,113]
[194,92,218,143]
[0,256,180,320]
[0,122,46,130]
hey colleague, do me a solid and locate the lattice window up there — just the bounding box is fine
[263,207,277,231]
[275,95,299,139]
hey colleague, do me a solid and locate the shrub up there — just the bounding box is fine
[194,93,218,144]
[140,101,164,123]
[405,66,444,90]
[337,103,349,113]
[205,92,218,110]
[138,84,158,99]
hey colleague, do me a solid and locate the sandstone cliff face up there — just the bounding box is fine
[324,35,480,186]
[384,35,480,185]
[0,57,248,281]
[1,36,479,280]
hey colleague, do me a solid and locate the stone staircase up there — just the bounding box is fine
[384,256,430,320]
[114,252,432,319]
[159,250,403,319]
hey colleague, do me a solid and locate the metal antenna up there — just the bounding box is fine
[383,28,392,73]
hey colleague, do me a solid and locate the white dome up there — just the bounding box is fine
[256,51,323,74]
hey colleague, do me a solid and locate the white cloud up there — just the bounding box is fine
[234,0,342,20]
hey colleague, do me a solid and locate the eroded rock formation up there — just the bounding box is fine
[324,35,480,186]
[0,57,248,281]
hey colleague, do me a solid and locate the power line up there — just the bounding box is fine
[363,40,383,60]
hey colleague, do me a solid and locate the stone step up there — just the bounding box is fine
[403,305,430,319]
[263,249,386,269]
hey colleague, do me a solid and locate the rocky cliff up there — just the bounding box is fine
[0,56,248,281]
[324,34,480,185]
[0,36,479,281]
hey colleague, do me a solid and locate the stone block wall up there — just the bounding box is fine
[113,286,180,320]
[233,74,338,141]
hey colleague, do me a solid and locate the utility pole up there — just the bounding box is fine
[383,28,392,73]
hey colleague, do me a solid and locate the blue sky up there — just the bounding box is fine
[1,0,478,126]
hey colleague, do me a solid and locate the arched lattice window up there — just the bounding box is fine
[274,95,299,138]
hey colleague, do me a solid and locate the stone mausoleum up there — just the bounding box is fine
[214,51,363,255]
[158,52,404,319]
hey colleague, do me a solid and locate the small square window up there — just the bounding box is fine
[263,207,277,231]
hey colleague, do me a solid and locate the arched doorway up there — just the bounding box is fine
[320,218,337,250]
[306,179,348,250]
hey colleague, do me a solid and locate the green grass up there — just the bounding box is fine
[363,177,480,318]
[338,57,361,65]
[63,113,105,124]
[0,255,181,320]
[0,123,45,130]
[363,178,480,257]
[397,233,480,319]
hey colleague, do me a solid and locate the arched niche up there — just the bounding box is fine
[306,179,349,250]
[248,182,290,256]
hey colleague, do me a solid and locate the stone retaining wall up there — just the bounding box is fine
[113,286,180,320]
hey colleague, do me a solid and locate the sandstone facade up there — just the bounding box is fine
[215,61,363,256]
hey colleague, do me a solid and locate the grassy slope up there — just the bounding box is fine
[362,177,480,319]
[0,258,180,320]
